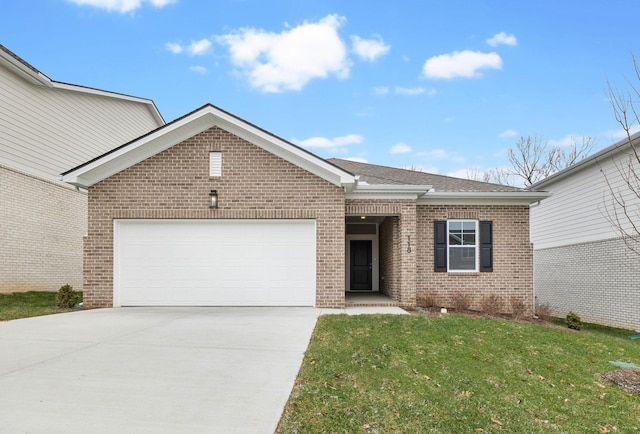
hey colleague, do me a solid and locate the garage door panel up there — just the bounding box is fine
[114,219,316,306]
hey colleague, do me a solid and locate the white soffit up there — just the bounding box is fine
[418,191,552,206]
[62,105,356,189]
[346,184,432,200]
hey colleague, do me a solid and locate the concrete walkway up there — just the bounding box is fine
[0,306,406,433]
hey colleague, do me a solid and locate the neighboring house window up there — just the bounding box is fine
[434,220,493,272]
[209,152,222,176]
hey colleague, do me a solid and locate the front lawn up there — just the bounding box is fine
[278,314,640,433]
[0,291,83,321]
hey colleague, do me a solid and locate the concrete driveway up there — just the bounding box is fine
[0,307,321,434]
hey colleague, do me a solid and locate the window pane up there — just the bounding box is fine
[449,247,476,270]
[449,232,462,245]
[462,221,475,231]
[463,233,475,245]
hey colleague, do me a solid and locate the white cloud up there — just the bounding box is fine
[487,32,518,47]
[188,39,212,55]
[351,35,390,62]
[189,65,208,74]
[295,134,363,153]
[67,0,174,13]
[608,125,640,140]
[165,42,183,54]
[373,86,389,95]
[216,14,350,93]
[499,129,518,138]
[390,143,412,154]
[422,50,502,79]
[394,86,425,96]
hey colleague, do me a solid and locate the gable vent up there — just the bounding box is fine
[209,152,222,177]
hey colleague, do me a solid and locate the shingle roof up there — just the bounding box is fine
[328,158,522,192]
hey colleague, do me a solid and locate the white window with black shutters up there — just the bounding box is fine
[434,220,492,273]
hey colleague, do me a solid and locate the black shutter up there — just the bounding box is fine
[479,220,493,272]
[434,221,447,272]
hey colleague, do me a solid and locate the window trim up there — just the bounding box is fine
[447,219,479,272]
[434,219,492,273]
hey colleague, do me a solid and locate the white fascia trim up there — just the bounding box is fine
[418,191,552,206]
[346,184,432,200]
[62,105,356,189]
[210,108,356,188]
[0,50,52,87]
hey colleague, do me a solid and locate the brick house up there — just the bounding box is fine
[0,45,163,293]
[62,104,548,310]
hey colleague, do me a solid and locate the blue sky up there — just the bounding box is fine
[2,0,640,179]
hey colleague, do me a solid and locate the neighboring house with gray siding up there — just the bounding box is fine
[530,132,640,331]
[0,45,164,292]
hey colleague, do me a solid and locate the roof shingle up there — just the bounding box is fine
[328,158,522,192]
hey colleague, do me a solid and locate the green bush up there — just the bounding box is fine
[566,311,583,330]
[55,284,79,309]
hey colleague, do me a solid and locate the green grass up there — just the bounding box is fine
[278,314,640,433]
[0,291,83,321]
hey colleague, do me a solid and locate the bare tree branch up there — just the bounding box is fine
[603,53,640,255]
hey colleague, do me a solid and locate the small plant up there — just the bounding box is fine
[510,296,528,320]
[452,290,471,311]
[566,311,583,330]
[55,284,79,309]
[480,293,503,316]
[535,301,553,321]
[417,291,439,308]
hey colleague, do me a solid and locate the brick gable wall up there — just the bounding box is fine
[84,126,345,308]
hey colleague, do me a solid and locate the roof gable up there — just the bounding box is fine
[62,104,357,189]
[0,45,164,125]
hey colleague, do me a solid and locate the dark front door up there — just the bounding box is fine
[350,240,372,290]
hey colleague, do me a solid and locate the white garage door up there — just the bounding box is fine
[113,219,316,306]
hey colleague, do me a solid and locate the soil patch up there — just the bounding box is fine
[604,368,640,394]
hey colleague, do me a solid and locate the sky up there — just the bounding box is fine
[2,0,640,181]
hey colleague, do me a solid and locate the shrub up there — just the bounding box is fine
[417,292,439,308]
[480,293,503,316]
[535,301,553,321]
[452,291,471,311]
[55,284,79,309]
[566,311,583,330]
[510,296,528,320]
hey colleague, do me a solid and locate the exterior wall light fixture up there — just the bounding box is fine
[209,190,218,209]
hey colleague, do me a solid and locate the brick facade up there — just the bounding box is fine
[0,165,86,292]
[83,127,535,311]
[84,127,345,308]
[417,205,533,315]
[535,238,640,331]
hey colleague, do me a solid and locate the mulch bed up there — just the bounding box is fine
[604,369,640,394]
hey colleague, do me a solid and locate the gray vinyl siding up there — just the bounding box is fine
[530,149,639,250]
[0,63,161,180]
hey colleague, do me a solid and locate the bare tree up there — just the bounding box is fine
[485,134,595,187]
[603,55,640,254]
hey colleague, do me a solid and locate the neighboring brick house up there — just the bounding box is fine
[63,104,548,310]
[0,45,164,292]
[530,132,640,331]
